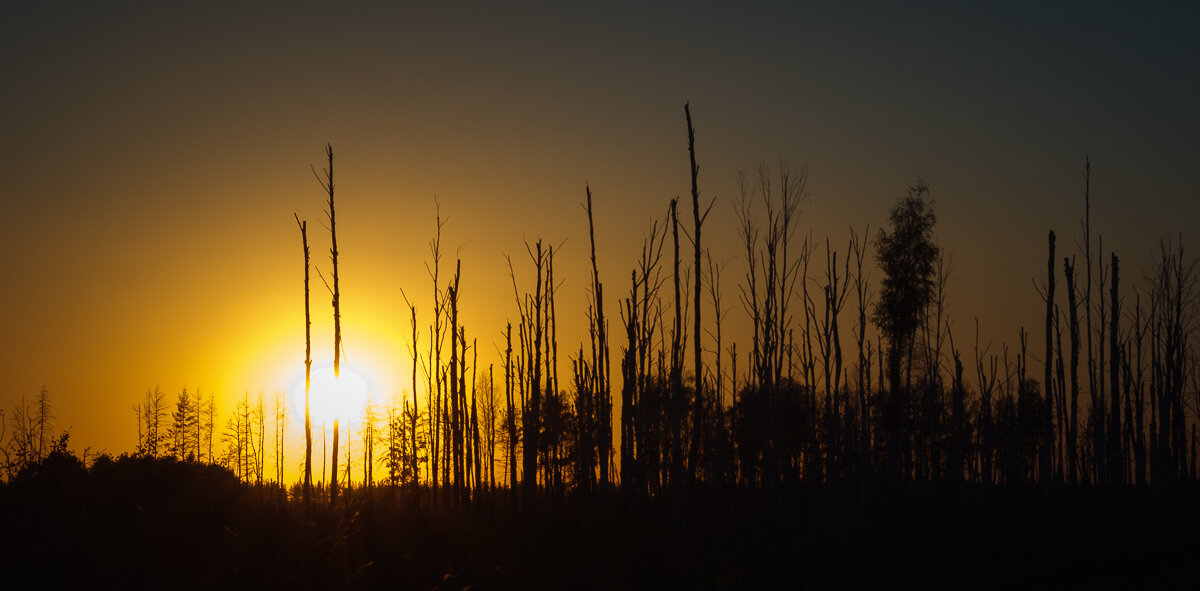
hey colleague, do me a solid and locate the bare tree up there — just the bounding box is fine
[140,386,167,458]
[273,391,288,488]
[1108,253,1121,488]
[449,260,463,501]
[295,213,314,504]
[401,291,421,486]
[684,103,715,484]
[361,399,377,488]
[508,240,546,504]
[1039,230,1056,484]
[1065,258,1081,485]
[584,185,613,489]
[505,323,517,496]
[312,144,342,506]
[425,203,448,495]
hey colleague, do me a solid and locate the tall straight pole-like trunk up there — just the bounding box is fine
[545,247,559,490]
[458,329,467,493]
[409,304,420,486]
[472,339,481,497]
[449,261,462,501]
[1133,295,1146,485]
[621,273,639,493]
[310,144,342,505]
[488,363,496,490]
[706,249,725,486]
[506,323,517,500]
[550,248,559,403]
[427,327,438,489]
[1108,254,1121,488]
[686,103,706,484]
[1081,157,1098,486]
[585,186,612,488]
[669,198,684,489]
[523,242,544,505]
[1065,259,1081,485]
[320,144,343,507]
[1042,231,1056,485]
[295,214,313,505]
[428,205,445,496]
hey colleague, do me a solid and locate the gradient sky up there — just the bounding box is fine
[2,2,1197,475]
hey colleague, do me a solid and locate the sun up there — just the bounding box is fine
[290,363,372,427]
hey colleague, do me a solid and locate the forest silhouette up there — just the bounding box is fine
[2,105,1199,588]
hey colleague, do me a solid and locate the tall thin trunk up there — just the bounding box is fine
[506,324,517,499]
[472,337,481,497]
[429,205,445,496]
[312,144,342,507]
[488,363,496,490]
[524,242,545,504]
[295,214,313,505]
[686,103,706,484]
[585,185,612,489]
[1133,294,1146,485]
[450,260,463,501]
[1065,258,1081,485]
[459,329,469,495]
[1109,253,1121,488]
[621,273,639,493]
[1042,230,1055,485]
[410,304,420,486]
[1081,157,1097,486]
[669,198,684,488]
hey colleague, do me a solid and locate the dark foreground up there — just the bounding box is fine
[1,454,1196,589]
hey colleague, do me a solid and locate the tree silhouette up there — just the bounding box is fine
[167,388,197,460]
[19,105,1200,587]
[872,179,938,480]
[685,103,715,484]
[295,213,314,505]
[584,185,612,489]
[873,179,939,396]
[312,144,342,506]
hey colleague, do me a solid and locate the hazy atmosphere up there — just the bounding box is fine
[4,1,1194,469]
[4,2,1200,588]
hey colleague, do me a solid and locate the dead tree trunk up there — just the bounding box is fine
[620,272,639,493]
[668,198,684,489]
[685,103,711,484]
[505,323,517,500]
[428,205,446,496]
[472,338,481,498]
[311,144,342,507]
[515,241,545,506]
[409,303,420,486]
[585,185,612,489]
[1042,230,1056,485]
[449,260,463,502]
[1108,253,1121,488]
[1065,258,1081,485]
[295,214,313,506]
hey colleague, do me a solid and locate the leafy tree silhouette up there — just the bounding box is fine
[873,178,938,480]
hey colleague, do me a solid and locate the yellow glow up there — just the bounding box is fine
[289,364,372,427]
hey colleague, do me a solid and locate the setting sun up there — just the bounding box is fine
[290,364,372,427]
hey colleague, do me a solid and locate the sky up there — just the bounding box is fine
[1,1,1197,477]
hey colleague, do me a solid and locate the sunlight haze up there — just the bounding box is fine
[1,1,1196,485]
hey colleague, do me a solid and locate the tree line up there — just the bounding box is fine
[269,106,1199,520]
[6,106,1197,527]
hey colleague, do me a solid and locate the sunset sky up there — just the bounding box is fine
[2,2,1196,477]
